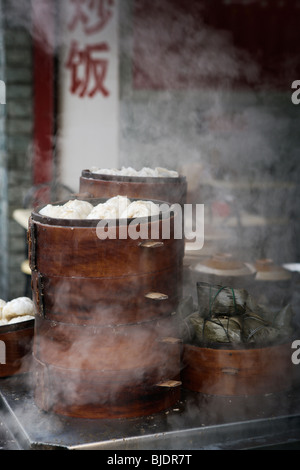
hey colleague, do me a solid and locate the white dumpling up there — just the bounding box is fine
[2,297,35,321]
[155,167,179,178]
[105,196,131,217]
[59,209,82,219]
[0,299,6,321]
[118,167,138,176]
[8,315,35,325]
[39,204,64,218]
[40,200,93,219]
[63,199,94,217]
[87,203,118,220]
[120,200,160,219]
[137,167,156,177]
[91,167,119,175]
[89,166,178,178]
[60,200,93,219]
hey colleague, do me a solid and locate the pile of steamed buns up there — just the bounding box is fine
[40,166,179,220]
[0,297,35,326]
[90,166,179,178]
[39,196,162,220]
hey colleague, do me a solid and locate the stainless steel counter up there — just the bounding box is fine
[1,373,300,450]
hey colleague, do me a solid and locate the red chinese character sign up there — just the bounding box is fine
[58,0,119,191]
[65,0,114,99]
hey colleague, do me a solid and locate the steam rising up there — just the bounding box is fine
[119,1,300,265]
[1,0,299,443]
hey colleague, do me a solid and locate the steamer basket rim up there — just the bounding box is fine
[0,319,34,334]
[81,169,187,184]
[30,197,178,228]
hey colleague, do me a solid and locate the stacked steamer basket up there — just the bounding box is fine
[79,168,187,207]
[30,168,186,419]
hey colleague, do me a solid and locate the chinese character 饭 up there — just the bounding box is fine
[65,40,110,98]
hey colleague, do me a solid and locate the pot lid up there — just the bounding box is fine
[190,253,255,277]
[254,259,292,281]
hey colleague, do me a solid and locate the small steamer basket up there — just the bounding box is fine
[0,319,34,378]
[181,341,295,397]
[79,170,187,206]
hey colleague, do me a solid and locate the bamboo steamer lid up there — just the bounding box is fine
[190,253,255,278]
[253,259,292,282]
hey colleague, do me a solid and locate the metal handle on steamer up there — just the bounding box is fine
[139,241,164,248]
[145,292,169,300]
[156,380,182,388]
[221,367,239,375]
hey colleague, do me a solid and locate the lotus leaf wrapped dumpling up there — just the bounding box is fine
[241,312,281,345]
[184,282,296,347]
[272,304,295,330]
[197,282,249,318]
[244,294,275,323]
[189,313,243,344]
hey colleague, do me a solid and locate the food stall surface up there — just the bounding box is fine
[1,373,300,450]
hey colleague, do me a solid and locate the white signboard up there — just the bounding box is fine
[58,0,119,192]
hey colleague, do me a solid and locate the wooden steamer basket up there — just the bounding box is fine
[79,170,187,207]
[182,341,294,397]
[0,319,34,378]
[181,279,295,397]
[29,199,183,419]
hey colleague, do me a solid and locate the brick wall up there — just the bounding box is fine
[0,0,7,299]
[1,0,34,300]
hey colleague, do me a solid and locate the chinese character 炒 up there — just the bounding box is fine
[68,0,114,34]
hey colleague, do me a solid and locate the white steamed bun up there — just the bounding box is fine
[0,299,7,321]
[2,297,35,322]
[121,200,160,219]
